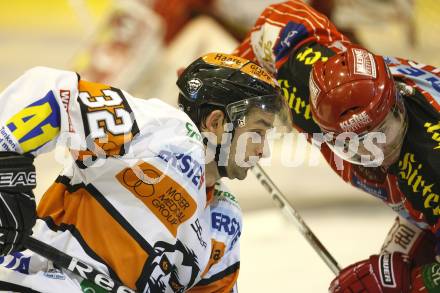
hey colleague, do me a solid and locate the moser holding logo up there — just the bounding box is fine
[339,111,372,132]
[116,161,197,237]
[352,48,377,78]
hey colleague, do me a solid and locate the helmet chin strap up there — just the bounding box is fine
[203,122,236,179]
[215,144,229,178]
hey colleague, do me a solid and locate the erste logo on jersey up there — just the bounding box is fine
[158,150,205,190]
[211,211,241,250]
[116,161,197,237]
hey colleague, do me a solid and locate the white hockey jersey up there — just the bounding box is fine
[0,67,241,293]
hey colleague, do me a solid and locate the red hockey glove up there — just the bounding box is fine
[329,253,411,293]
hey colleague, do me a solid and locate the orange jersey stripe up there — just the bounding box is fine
[37,181,148,290]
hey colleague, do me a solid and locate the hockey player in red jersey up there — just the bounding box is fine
[0,53,291,292]
[234,0,440,291]
[312,46,440,292]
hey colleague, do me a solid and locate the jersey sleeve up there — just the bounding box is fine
[0,67,78,155]
[0,66,141,164]
[233,0,348,75]
[234,0,350,135]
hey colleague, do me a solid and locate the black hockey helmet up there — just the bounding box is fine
[177,52,291,129]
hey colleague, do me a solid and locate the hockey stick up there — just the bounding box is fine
[23,236,137,293]
[251,163,341,275]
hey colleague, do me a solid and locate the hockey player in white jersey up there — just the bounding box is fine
[0,52,291,292]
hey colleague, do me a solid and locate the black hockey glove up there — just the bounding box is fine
[0,152,37,256]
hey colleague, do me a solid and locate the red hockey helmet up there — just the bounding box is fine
[309,45,396,134]
[309,46,407,166]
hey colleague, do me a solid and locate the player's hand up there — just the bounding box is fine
[0,152,37,256]
[329,253,411,293]
[0,191,36,255]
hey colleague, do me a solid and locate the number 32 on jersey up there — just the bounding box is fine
[78,80,139,156]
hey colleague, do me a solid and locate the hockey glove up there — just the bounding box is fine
[0,152,37,256]
[329,252,411,293]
